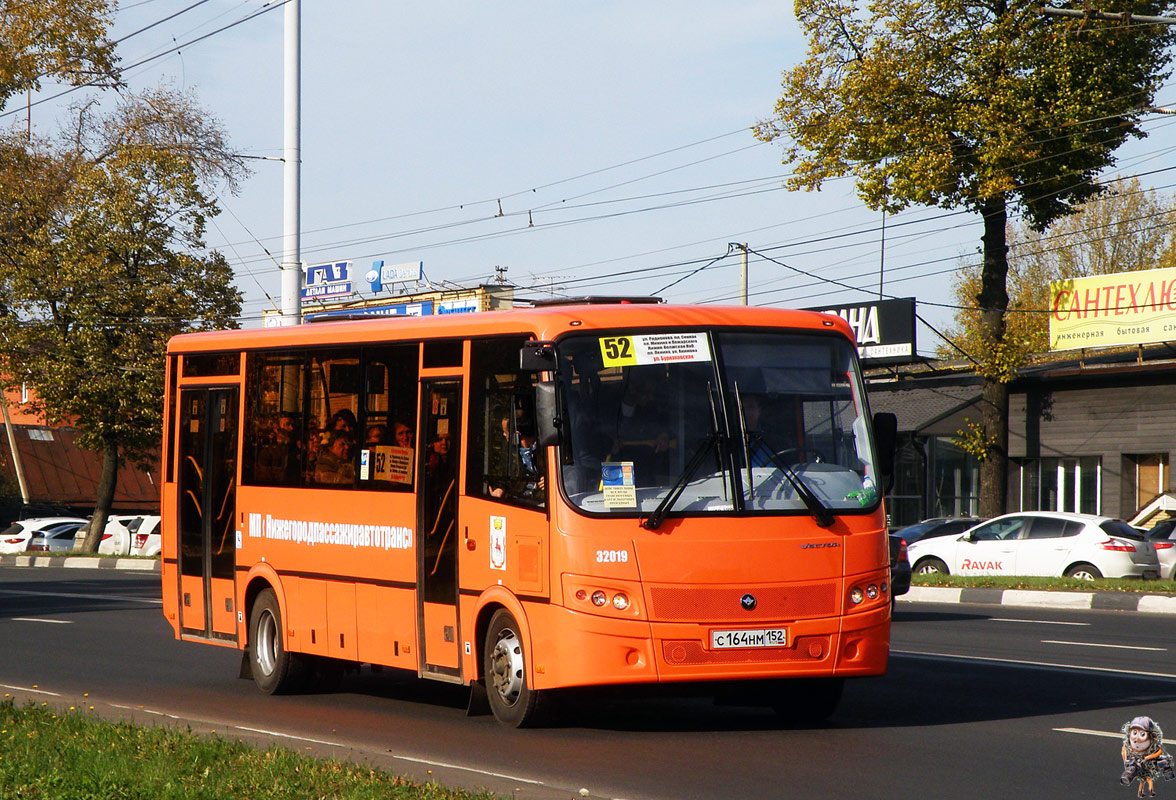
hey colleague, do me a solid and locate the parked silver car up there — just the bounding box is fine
[17,518,89,553]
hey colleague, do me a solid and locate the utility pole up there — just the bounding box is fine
[280,0,302,326]
[736,243,749,305]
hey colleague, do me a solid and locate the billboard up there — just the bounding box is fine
[302,261,353,301]
[1049,267,1176,351]
[804,297,917,365]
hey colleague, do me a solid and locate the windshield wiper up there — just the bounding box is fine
[746,432,834,528]
[641,432,722,531]
[642,385,727,531]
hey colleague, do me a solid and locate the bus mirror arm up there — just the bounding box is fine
[872,412,897,493]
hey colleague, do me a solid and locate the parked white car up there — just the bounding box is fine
[128,515,161,557]
[0,517,89,554]
[907,511,1161,581]
[96,515,144,556]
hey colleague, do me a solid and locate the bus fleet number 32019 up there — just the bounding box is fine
[711,628,788,649]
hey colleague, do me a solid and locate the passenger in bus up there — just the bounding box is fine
[393,421,413,448]
[314,430,356,484]
[365,423,388,445]
[328,409,357,436]
[613,371,673,481]
[256,412,302,484]
[488,424,545,504]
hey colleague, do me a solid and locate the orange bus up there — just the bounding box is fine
[161,299,897,727]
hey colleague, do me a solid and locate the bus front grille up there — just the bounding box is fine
[648,582,837,622]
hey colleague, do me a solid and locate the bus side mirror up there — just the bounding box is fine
[872,411,897,492]
[520,341,555,371]
[535,379,562,448]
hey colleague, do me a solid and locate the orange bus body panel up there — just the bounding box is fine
[162,303,888,702]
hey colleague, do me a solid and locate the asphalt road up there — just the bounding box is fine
[2,566,1174,800]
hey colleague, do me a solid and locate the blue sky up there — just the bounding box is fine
[10,2,1176,355]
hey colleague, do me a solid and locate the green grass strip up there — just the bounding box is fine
[911,573,1176,593]
[0,698,500,800]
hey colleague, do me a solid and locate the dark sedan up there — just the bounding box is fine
[892,517,985,545]
[889,534,910,604]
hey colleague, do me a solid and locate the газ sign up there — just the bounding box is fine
[1049,267,1176,351]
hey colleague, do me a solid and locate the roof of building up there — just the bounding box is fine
[0,425,158,513]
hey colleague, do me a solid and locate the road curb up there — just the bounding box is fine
[901,584,1176,613]
[0,554,159,571]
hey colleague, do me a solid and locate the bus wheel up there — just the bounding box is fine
[484,609,543,727]
[769,678,844,727]
[249,589,307,695]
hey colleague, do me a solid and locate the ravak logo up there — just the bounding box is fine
[961,558,1003,570]
[799,542,840,549]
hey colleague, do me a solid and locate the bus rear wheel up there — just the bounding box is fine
[484,609,544,727]
[249,589,308,695]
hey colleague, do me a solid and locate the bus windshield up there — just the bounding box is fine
[557,329,880,518]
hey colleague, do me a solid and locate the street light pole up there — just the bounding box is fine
[280,0,302,326]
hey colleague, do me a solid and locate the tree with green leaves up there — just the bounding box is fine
[0,0,119,107]
[755,2,1176,517]
[0,88,246,550]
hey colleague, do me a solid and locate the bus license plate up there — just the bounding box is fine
[711,628,787,649]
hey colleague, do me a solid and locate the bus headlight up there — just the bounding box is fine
[562,574,644,619]
[850,587,864,605]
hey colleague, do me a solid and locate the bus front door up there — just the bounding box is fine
[177,387,239,642]
[417,379,462,680]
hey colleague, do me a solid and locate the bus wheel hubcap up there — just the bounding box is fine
[490,629,524,706]
[256,610,277,675]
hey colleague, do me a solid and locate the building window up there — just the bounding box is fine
[1128,453,1168,512]
[1020,456,1100,515]
[929,437,980,518]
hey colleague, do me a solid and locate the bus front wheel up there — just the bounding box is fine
[249,589,308,695]
[484,609,544,727]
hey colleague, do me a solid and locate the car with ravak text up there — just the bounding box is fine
[907,511,1160,581]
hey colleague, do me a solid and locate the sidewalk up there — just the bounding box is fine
[0,554,159,571]
[901,585,1176,614]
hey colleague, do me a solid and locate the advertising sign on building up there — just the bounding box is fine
[1049,267,1176,351]
[302,261,353,301]
[303,301,433,323]
[804,297,917,365]
[436,298,479,315]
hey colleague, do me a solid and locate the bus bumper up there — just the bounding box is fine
[526,603,889,690]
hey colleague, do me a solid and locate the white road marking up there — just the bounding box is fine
[990,617,1090,626]
[0,684,61,696]
[1041,639,1165,652]
[11,617,72,624]
[233,726,548,786]
[0,588,160,604]
[893,650,1176,680]
[1055,727,1124,739]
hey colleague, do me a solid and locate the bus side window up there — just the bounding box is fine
[467,337,545,508]
[358,345,418,490]
[243,352,306,488]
